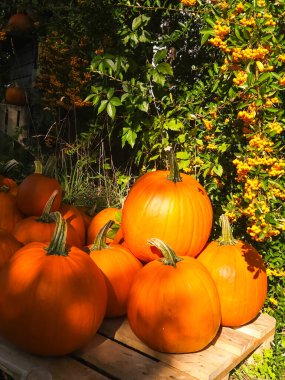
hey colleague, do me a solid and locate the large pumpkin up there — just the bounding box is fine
[0,188,23,233]
[0,212,107,356]
[16,161,62,216]
[127,238,221,353]
[86,220,143,318]
[197,214,268,327]
[121,150,213,262]
[0,229,22,270]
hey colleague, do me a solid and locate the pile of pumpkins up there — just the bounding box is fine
[0,152,267,357]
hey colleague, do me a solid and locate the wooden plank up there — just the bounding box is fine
[99,313,276,380]
[0,336,108,380]
[75,333,195,380]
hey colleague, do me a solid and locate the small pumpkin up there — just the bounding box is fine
[0,229,22,270]
[197,214,268,327]
[7,13,34,33]
[86,220,143,318]
[121,149,213,262]
[16,161,62,216]
[0,212,107,356]
[13,191,81,247]
[5,86,27,106]
[0,187,23,233]
[87,207,122,245]
[127,238,221,353]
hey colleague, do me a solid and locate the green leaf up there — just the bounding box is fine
[200,32,212,46]
[164,119,184,131]
[154,49,168,64]
[152,71,165,86]
[213,165,223,177]
[107,88,115,99]
[110,97,122,106]
[132,15,150,30]
[107,102,116,119]
[122,128,137,148]
[156,63,173,76]
[97,100,108,114]
[258,72,271,83]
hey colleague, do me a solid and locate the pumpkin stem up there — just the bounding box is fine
[86,203,97,217]
[0,185,9,193]
[148,238,183,267]
[34,160,43,174]
[218,214,237,246]
[45,212,68,256]
[90,220,114,252]
[36,190,59,223]
[166,147,182,183]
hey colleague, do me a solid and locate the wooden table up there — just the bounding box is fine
[0,313,276,380]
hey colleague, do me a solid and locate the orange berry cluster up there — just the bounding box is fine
[202,118,214,130]
[233,2,244,14]
[267,121,283,134]
[249,135,274,153]
[266,161,285,177]
[233,71,248,86]
[180,0,197,6]
[239,17,256,27]
[232,47,269,62]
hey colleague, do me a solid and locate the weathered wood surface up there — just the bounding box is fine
[0,313,276,380]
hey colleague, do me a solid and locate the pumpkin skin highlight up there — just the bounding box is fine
[0,215,107,356]
[16,173,62,216]
[59,203,86,247]
[122,170,213,262]
[197,215,267,327]
[127,239,221,353]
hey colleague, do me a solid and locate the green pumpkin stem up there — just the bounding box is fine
[148,238,183,267]
[218,214,237,246]
[34,160,43,174]
[166,148,182,183]
[37,190,59,223]
[45,212,68,256]
[90,220,115,252]
[86,203,97,217]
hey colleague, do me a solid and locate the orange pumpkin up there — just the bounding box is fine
[59,203,86,247]
[0,188,23,233]
[197,214,268,327]
[0,229,22,270]
[87,207,122,245]
[16,161,62,216]
[77,204,97,229]
[121,150,213,262]
[13,191,81,247]
[127,238,221,353]
[7,13,34,33]
[0,176,18,196]
[86,221,143,318]
[0,212,107,356]
[5,86,27,106]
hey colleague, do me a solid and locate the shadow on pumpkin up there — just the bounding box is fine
[240,242,266,280]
